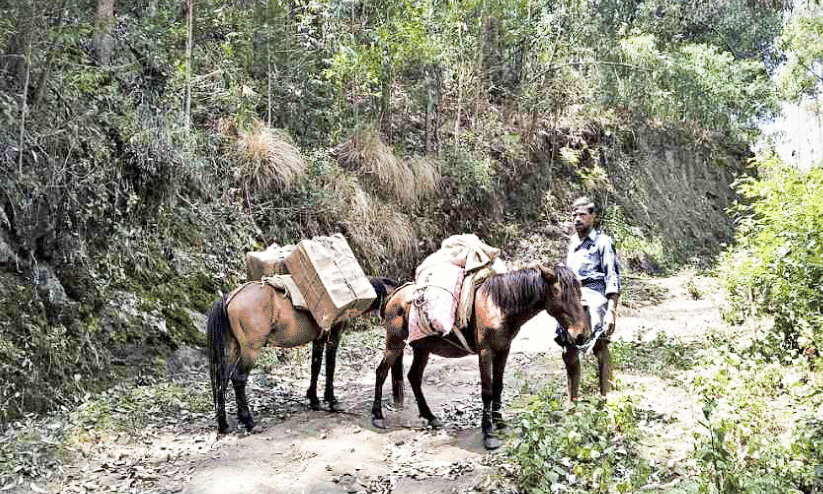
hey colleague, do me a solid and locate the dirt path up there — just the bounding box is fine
[31,272,723,494]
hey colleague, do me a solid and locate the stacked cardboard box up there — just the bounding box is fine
[285,234,376,330]
[246,243,295,281]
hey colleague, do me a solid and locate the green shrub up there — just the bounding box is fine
[506,395,651,493]
[717,151,823,357]
[685,332,823,494]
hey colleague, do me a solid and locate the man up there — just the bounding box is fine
[557,196,621,399]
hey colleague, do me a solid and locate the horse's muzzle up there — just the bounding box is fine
[573,331,590,347]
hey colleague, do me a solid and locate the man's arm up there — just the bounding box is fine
[600,236,621,336]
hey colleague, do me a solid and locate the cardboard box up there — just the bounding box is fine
[285,234,376,329]
[246,243,295,281]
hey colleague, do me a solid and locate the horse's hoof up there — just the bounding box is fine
[372,417,387,429]
[308,400,322,411]
[217,424,229,435]
[483,435,503,450]
[327,399,344,413]
[428,418,443,429]
[250,423,266,433]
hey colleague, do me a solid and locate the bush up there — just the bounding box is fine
[506,395,652,493]
[685,337,823,494]
[717,151,823,357]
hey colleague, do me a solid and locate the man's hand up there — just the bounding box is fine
[604,295,618,337]
[603,307,616,336]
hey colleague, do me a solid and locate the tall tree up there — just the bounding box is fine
[94,0,114,65]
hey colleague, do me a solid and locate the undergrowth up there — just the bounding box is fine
[682,333,823,493]
[506,395,655,493]
[717,151,823,357]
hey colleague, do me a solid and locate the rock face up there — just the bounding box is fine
[31,265,69,324]
[607,126,750,265]
[524,122,751,270]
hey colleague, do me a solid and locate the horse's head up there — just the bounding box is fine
[539,264,590,346]
[366,276,401,320]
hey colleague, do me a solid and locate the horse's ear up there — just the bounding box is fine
[539,264,556,282]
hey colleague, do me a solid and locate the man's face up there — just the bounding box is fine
[572,206,595,236]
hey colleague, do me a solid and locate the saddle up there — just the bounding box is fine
[225,275,309,312]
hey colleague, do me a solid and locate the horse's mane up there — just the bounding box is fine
[478,264,579,316]
[478,266,547,315]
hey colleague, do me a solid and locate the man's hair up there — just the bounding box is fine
[572,196,595,214]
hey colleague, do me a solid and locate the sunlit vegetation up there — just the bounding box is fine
[1,0,823,491]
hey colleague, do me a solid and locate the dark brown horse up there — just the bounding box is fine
[370,263,589,450]
[208,276,398,433]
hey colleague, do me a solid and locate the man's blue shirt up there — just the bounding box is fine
[566,229,621,297]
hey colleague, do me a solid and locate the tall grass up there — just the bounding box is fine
[337,127,440,205]
[311,168,418,272]
[224,118,307,195]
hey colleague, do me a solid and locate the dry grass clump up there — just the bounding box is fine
[223,118,307,195]
[337,127,432,205]
[407,156,441,199]
[346,184,416,260]
[314,174,417,271]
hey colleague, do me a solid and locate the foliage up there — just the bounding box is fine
[65,381,212,444]
[691,398,799,493]
[684,331,823,493]
[605,34,776,139]
[602,204,670,273]
[611,332,697,378]
[777,2,823,102]
[506,395,652,493]
[717,151,823,356]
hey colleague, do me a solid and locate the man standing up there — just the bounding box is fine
[558,196,621,399]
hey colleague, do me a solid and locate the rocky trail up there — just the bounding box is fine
[2,271,725,494]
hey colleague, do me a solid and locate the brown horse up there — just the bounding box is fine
[208,276,399,433]
[370,263,589,450]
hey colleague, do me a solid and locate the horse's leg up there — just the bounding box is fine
[408,346,440,428]
[491,347,511,434]
[217,348,240,433]
[231,362,255,432]
[478,347,500,449]
[323,323,344,412]
[307,336,325,411]
[563,346,581,400]
[371,347,402,428]
[593,338,612,395]
[390,352,404,410]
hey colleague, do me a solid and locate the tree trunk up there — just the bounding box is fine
[18,41,30,176]
[425,64,442,154]
[94,0,115,66]
[185,0,193,130]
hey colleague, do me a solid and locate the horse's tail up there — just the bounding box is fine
[207,296,229,414]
